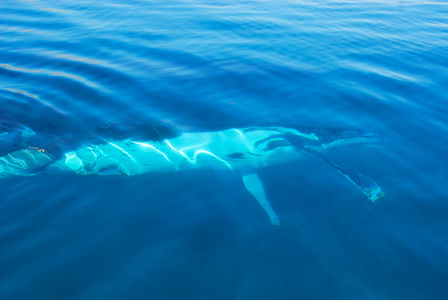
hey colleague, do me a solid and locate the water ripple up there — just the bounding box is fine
[1,0,448,299]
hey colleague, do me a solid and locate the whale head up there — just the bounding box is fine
[241,126,380,158]
[299,127,381,149]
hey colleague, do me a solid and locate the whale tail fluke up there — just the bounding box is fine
[0,148,57,179]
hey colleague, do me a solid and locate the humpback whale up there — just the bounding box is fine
[0,124,384,225]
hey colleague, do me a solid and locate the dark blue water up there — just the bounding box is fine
[1,0,448,299]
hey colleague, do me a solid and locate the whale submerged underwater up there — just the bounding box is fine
[0,122,384,225]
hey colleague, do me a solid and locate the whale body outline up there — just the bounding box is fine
[0,124,385,225]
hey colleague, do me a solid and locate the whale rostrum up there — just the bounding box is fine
[0,125,385,225]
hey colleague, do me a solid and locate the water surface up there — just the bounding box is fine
[1,0,448,299]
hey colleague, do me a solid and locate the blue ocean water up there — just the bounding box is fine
[1,0,448,298]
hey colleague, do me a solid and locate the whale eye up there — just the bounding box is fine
[227,152,245,159]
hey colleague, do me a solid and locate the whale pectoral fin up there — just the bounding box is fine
[302,148,384,203]
[242,171,280,226]
[320,157,384,202]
